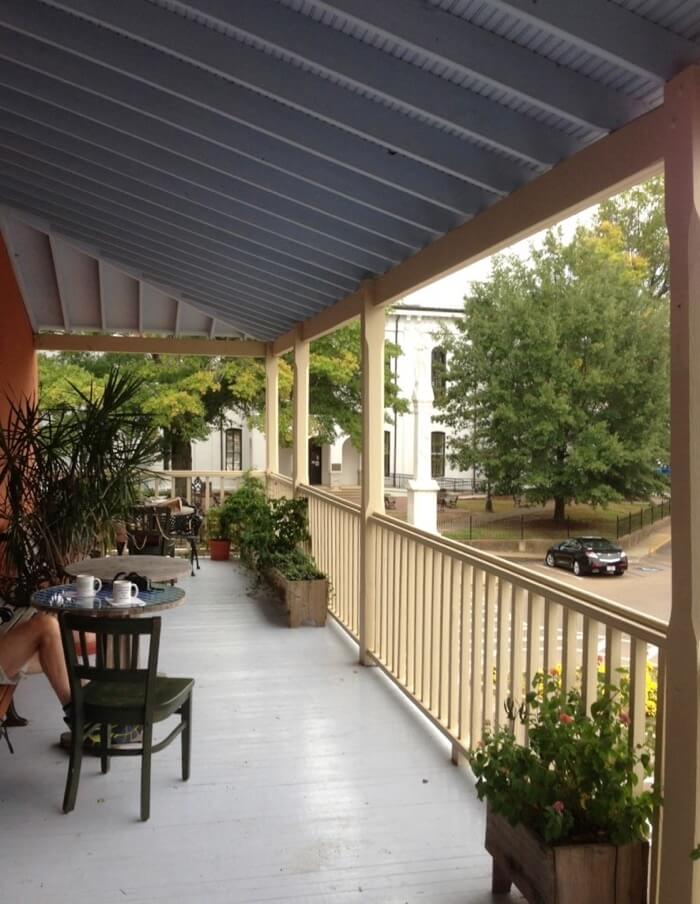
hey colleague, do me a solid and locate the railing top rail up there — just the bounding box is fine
[267,472,293,486]
[296,482,361,516]
[371,512,667,647]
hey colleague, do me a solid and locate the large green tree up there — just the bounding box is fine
[595,175,668,300]
[437,223,669,519]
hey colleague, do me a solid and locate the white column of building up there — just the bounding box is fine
[660,64,700,901]
[407,344,439,533]
[265,350,279,476]
[293,329,309,490]
[359,285,385,665]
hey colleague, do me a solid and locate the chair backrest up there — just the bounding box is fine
[59,614,162,722]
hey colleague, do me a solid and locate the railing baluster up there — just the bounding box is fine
[439,554,452,724]
[605,626,623,685]
[495,579,512,729]
[526,592,544,691]
[415,542,426,701]
[405,537,416,691]
[510,586,527,744]
[431,550,443,715]
[482,572,497,730]
[449,556,462,735]
[561,606,578,691]
[470,567,485,744]
[650,647,666,904]
[398,534,409,685]
[581,616,600,713]
[543,600,560,673]
[629,637,648,757]
[423,546,434,707]
[458,563,473,747]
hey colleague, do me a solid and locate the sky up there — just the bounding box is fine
[402,203,598,310]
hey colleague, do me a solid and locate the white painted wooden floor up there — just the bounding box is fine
[1,561,521,904]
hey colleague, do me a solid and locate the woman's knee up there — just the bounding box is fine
[35,612,60,642]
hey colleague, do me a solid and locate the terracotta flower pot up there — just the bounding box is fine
[209,538,231,561]
[485,808,648,904]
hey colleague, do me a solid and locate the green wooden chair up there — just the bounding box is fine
[59,613,193,821]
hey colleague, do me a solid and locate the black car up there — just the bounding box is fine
[544,537,628,576]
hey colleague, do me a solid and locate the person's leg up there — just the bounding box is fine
[0,614,70,706]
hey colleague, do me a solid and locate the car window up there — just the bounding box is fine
[581,539,615,551]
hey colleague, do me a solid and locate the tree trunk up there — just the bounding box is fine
[553,496,566,522]
[485,483,494,513]
[171,433,192,499]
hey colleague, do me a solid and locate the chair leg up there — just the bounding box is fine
[63,720,84,814]
[181,696,192,781]
[100,723,111,774]
[140,723,153,821]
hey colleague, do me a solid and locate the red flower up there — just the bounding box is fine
[559,713,574,725]
[552,800,565,814]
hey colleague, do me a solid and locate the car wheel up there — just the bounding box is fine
[545,553,555,568]
[573,560,581,576]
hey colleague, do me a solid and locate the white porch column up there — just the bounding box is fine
[407,344,439,533]
[660,65,700,902]
[292,328,309,490]
[265,349,279,475]
[359,283,385,665]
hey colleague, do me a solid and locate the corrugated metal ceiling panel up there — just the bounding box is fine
[0,0,696,340]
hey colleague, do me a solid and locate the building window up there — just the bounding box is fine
[225,428,242,471]
[431,347,447,400]
[384,430,391,477]
[431,431,445,479]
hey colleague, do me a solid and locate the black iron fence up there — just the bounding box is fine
[384,472,484,492]
[437,498,671,542]
[615,498,671,539]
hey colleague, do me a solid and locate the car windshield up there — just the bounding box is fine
[580,538,617,551]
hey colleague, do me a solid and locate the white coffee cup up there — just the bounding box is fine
[76,574,102,598]
[112,579,139,604]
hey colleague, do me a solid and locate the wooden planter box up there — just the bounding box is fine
[268,568,328,627]
[485,809,648,904]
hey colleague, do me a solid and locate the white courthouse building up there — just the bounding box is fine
[191,294,477,491]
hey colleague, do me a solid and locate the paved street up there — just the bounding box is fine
[508,534,672,624]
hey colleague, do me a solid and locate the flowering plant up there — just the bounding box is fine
[468,672,660,845]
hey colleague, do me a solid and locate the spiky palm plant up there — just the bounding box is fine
[0,368,160,605]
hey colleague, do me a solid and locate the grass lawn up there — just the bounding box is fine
[442,497,666,542]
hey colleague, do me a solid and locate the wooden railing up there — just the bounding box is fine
[282,485,667,898]
[297,484,361,637]
[145,469,266,510]
[266,472,294,500]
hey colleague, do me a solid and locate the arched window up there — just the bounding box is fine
[431,432,446,479]
[431,346,447,400]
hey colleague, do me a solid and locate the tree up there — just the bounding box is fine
[596,175,668,300]
[39,322,406,483]
[437,224,669,519]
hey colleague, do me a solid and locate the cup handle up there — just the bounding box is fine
[94,578,102,593]
[130,583,138,597]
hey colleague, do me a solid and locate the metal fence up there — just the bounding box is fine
[438,498,672,542]
[385,472,484,492]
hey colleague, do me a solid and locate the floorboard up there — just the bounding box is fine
[0,561,523,903]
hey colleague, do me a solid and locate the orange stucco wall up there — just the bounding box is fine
[0,235,37,424]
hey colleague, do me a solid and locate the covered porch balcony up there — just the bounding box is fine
[3,560,495,904]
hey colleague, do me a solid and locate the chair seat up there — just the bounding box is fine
[83,676,193,724]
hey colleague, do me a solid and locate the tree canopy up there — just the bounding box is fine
[436,220,669,518]
[39,321,405,470]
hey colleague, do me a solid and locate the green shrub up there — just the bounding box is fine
[468,671,660,846]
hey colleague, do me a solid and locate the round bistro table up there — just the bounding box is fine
[64,555,191,585]
[31,583,185,617]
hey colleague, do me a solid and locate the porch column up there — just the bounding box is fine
[265,349,279,475]
[661,64,700,902]
[292,328,309,490]
[359,283,385,665]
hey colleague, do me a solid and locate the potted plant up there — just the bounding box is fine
[468,672,659,904]
[225,475,328,626]
[0,368,160,605]
[205,506,233,561]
